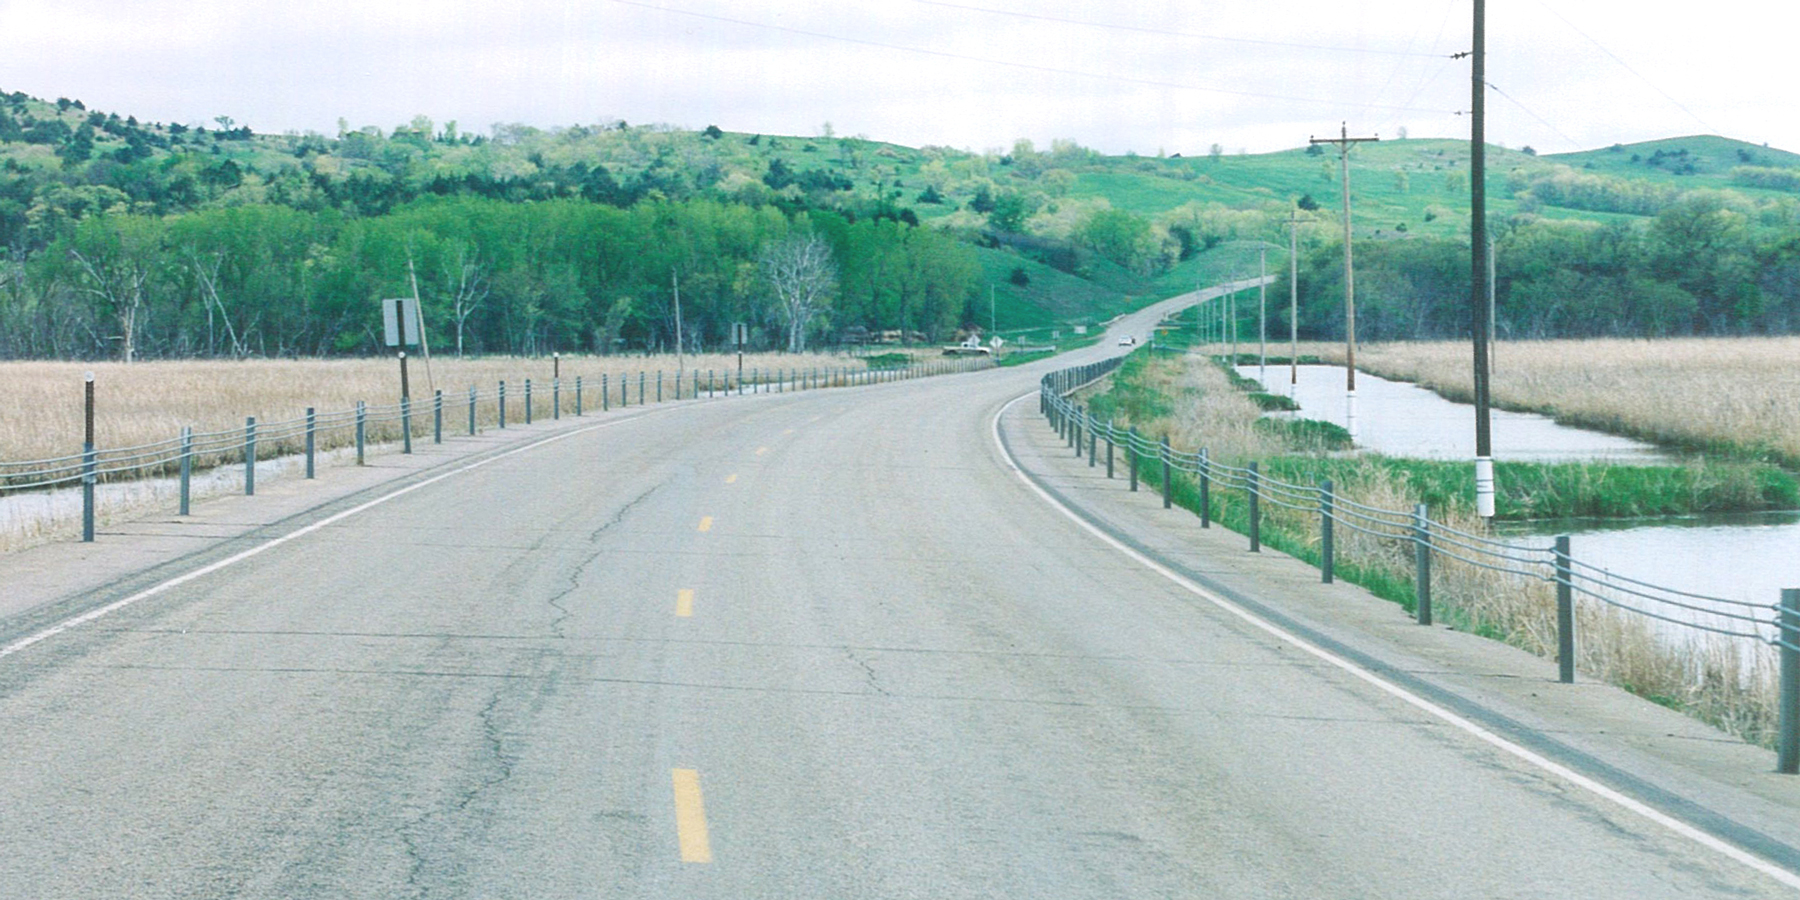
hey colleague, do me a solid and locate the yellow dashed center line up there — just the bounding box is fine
[755,446,769,456]
[724,474,738,484]
[782,428,794,435]
[697,516,713,532]
[676,589,694,618]
[672,769,713,863]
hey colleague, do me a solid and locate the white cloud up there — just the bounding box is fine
[3,0,1799,154]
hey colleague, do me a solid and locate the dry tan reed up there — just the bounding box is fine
[1079,352,1284,464]
[1328,337,1800,464]
[0,350,898,465]
[1097,348,1784,748]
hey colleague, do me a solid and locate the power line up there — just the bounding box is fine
[1380,1,1461,135]
[604,0,1461,116]
[1484,81,1583,151]
[909,0,1452,58]
[1537,2,1717,135]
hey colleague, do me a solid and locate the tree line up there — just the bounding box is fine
[0,195,981,360]
[1276,192,1800,341]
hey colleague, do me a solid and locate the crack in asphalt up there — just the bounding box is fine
[843,646,891,696]
[400,689,519,898]
[543,484,664,638]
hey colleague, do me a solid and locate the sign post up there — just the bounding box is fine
[383,296,420,406]
[733,322,748,389]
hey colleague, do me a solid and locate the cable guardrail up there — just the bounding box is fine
[1039,359,1800,773]
[3,355,994,533]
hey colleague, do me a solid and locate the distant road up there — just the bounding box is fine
[0,291,1790,897]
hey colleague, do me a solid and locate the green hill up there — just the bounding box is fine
[8,85,1800,358]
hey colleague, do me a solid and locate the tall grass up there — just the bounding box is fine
[0,350,933,552]
[1078,349,1784,748]
[1345,337,1800,468]
[0,350,898,467]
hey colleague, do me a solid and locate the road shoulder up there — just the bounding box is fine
[995,388,1800,876]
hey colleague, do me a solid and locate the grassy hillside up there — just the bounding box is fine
[9,85,1800,349]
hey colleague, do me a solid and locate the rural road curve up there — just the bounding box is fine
[1,288,1794,897]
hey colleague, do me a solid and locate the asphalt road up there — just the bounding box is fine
[0,295,1794,897]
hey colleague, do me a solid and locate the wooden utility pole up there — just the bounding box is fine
[1470,0,1495,517]
[1258,246,1267,383]
[1310,123,1378,440]
[673,270,685,376]
[1288,208,1300,398]
[407,254,436,397]
[1229,269,1239,363]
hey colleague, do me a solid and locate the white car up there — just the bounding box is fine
[1118,335,1136,346]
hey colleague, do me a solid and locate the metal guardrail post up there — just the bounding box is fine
[1105,420,1115,479]
[1780,588,1798,774]
[304,409,315,479]
[245,416,257,495]
[356,401,366,465]
[1199,449,1210,528]
[1087,411,1097,467]
[1557,535,1575,684]
[524,379,533,425]
[468,387,477,435]
[81,441,96,542]
[1161,435,1172,510]
[553,377,561,420]
[179,426,193,514]
[499,381,508,428]
[576,376,584,416]
[1414,504,1432,625]
[402,396,412,455]
[1073,407,1083,456]
[639,371,646,405]
[82,373,95,542]
[1247,461,1260,552]
[433,391,442,444]
[1320,479,1334,583]
[1128,426,1139,492]
[604,374,611,411]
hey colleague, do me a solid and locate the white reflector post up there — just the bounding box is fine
[1475,456,1495,518]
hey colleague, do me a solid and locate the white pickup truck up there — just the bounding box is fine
[942,335,993,356]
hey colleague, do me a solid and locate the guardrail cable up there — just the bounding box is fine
[1040,364,1787,650]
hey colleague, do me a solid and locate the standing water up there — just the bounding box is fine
[1241,364,1669,462]
[1239,364,1792,634]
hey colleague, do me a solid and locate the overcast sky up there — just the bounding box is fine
[3,1,1794,157]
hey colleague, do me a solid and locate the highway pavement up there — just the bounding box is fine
[1,294,1797,897]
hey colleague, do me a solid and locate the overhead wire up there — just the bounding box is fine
[909,0,1452,59]
[603,0,1462,117]
[1385,1,1462,137]
[1483,81,1584,151]
[1536,1,1717,136]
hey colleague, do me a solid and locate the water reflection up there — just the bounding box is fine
[1234,364,1787,636]
[1506,512,1798,637]
[1239,364,1670,463]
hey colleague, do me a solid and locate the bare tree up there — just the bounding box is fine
[441,243,490,357]
[187,248,249,357]
[67,218,159,362]
[759,233,836,352]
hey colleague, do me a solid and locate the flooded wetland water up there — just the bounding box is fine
[1242,364,1799,630]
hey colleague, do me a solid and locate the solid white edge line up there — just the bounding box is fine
[990,391,1800,891]
[0,414,643,662]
